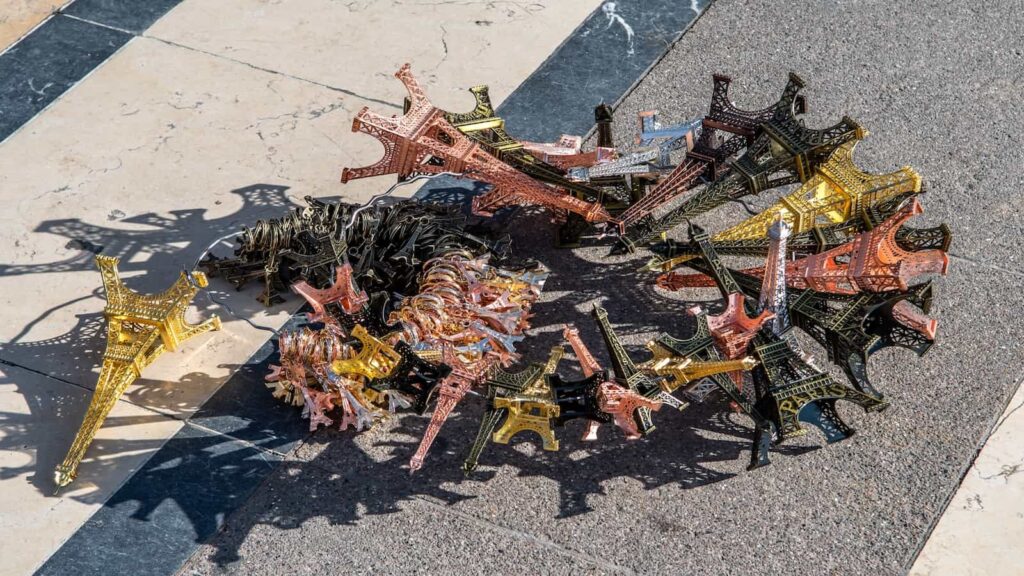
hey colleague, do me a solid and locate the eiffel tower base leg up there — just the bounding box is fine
[555,213,590,249]
[844,354,886,402]
[610,234,638,255]
[747,420,774,471]
[56,363,137,487]
[463,408,506,474]
[800,400,855,443]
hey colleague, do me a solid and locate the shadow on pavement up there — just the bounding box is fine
[0,184,300,501]
[14,197,825,570]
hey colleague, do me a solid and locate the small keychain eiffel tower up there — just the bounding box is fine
[54,256,221,487]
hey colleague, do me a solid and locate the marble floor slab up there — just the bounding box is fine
[0,363,182,575]
[910,380,1024,576]
[146,0,603,116]
[0,35,347,415]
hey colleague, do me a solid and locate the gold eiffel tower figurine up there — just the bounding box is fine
[329,325,402,381]
[55,256,221,487]
[640,342,758,393]
[492,346,564,450]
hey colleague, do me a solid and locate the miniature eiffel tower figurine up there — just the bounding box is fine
[758,216,792,335]
[491,346,564,449]
[591,306,672,435]
[55,256,221,487]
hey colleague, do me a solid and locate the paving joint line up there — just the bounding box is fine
[58,12,135,35]
[182,419,309,459]
[904,369,1024,570]
[141,34,404,110]
[948,252,1024,279]
[0,352,303,461]
[0,355,92,392]
[412,494,638,574]
[0,352,203,429]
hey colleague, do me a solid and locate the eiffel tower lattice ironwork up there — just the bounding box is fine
[682,251,939,399]
[715,137,922,242]
[658,198,950,296]
[342,65,610,223]
[642,225,779,467]
[440,84,617,205]
[462,346,564,472]
[649,189,951,274]
[616,73,864,253]
[55,256,221,487]
[409,347,492,472]
[750,331,888,442]
[590,305,663,435]
[612,72,809,244]
[648,319,774,469]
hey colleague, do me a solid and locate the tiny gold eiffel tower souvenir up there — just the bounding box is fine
[55,256,221,487]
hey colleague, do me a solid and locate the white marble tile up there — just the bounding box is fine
[0,36,360,414]
[147,0,602,112]
[910,381,1024,576]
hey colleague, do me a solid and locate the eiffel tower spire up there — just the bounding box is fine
[758,216,792,335]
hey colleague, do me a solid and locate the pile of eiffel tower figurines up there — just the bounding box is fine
[55,66,951,487]
[200,198,555,471]
[331,64,952,470]
[194,195,748,473]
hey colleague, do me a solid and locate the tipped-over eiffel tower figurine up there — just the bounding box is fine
[341,64,611,224]
[55,256,221,487]
[463,346,564,473]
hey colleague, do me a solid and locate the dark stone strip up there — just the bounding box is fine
[499,0,711,141]
[0,15,131,143]
[35,424,285,576]
[0,0,186,144]
[63,0,185,34]
[186,311,312,448]
[35,312,310,576]
[416,0,711,202]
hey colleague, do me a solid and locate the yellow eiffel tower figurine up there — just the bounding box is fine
[492,345,564,451]
[640,342,758,393]
[329,325,402,380]
[715,137,921,241]
[55,256,221,487]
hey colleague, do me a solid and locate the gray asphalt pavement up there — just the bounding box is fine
[178,1,1024,574]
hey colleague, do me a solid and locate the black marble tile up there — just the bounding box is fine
[187,312,312,453]
[35,424,283,576]
[0,15,130,142]
[499,0,710,142]
[63,0,185,33]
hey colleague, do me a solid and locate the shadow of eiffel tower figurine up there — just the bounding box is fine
[55,256,220,487]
